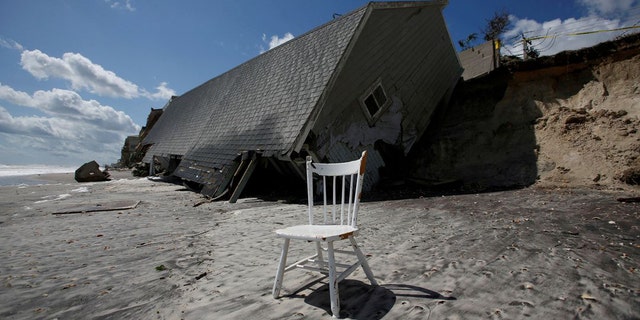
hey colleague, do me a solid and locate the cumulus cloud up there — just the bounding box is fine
[142,82,176,100]
[578,0,635,15]
[0,45,173,164]
[0,83,141,165]
[0,105,129,165]
[268,32,295,49]
[21,50,140,99]
[19,49,174,101]
[502,15,626,56]
[0,106,78,140]
[501,0,638,58]
[0,84,31,106]
[0,83,139,133]
[260,32,295,53]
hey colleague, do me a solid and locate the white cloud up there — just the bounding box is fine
[501,0,638,58]
[19,49,174,101]
[0,83,139,133]
[0,45,172,165]
[269,32,295,49]
[578,0,635,15]
[0,83,32,106]
[0,83,141,165]
[142,82,176,100]
[0,37,24,51]
[0,106,78,140]
[0,107,129,165]
[260,32,295,53]
[106,0,135,12]
[21,50,140,99]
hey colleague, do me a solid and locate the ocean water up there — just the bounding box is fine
[0,164,76,186]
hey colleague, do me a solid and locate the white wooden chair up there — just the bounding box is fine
[272,151,378,318]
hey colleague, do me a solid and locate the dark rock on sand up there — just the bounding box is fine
[74,160,111,182]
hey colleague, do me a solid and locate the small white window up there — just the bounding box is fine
[359,79,391,126]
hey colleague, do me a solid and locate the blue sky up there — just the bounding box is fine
[0,0,638,166]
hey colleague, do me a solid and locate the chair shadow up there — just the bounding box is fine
[383,283,457,300]
[299,280,455,319]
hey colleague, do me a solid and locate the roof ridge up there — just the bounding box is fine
[277,5,369,50]
[368,0,448,9]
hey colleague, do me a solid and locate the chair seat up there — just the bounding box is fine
[275,224,359,242]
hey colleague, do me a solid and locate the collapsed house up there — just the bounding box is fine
[118,106,164,169]
[141,1,462,201]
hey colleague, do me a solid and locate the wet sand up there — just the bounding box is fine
[1,174,638,319]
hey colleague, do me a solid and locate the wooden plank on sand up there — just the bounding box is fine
[52,200,141,215]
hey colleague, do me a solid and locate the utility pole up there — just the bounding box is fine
[521,33,529,60]
[520,33,539,60]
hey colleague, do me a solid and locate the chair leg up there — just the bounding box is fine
[327,241,340,317]
[315,241,324,269]
[273,238,290,298]
[349,237,378,286]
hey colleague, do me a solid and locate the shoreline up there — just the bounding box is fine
[0,169,135,187]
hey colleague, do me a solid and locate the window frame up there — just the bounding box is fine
[358,78,392,126]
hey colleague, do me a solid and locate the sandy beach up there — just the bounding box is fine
[1,173,638,319]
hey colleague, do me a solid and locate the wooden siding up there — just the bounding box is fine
[459,40,499,80]
[312,4,462,181]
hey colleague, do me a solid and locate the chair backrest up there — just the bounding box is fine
[306,151,367,227]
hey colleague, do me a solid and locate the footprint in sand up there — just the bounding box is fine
[509,300,535,307]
